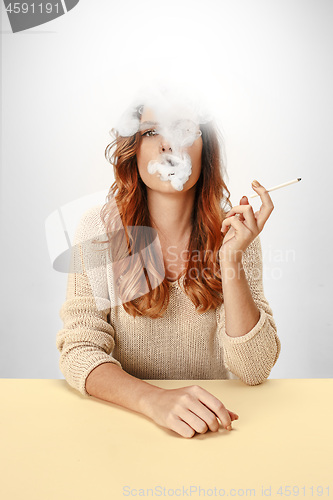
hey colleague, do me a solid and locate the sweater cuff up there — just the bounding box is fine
[59,349,122,396]
[221,307,267,345]
[218,307,280,385]
[75,356,122,397]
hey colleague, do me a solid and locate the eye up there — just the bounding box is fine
[142,129,158,137]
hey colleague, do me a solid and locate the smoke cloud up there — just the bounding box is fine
[112,83,213,191]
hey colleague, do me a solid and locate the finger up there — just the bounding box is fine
[187,401,220,432]
[237,204,258,234]
[215,405,233,431]
[221,225,236,240]
[192,387,232,430]
[228,410,239,419]
[228,196,249,217]
[223,205,257,234]
[178,408,209,435]
[225,203,252,218]
[238,196,249,222]
[228,415,238,422]
[251,180,274,231]
[171,416,196,439]
[221,215,250,235]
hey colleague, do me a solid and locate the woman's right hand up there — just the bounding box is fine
[141,385,239,438]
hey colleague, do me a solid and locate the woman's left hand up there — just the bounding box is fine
[219,180,274,264]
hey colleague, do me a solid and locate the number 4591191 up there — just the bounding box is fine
[5,3,60,14]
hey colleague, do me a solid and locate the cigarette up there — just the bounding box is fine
[249,178,302,198]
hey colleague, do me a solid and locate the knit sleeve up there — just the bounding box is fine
[216,235,281,386]
[56,205,122,397]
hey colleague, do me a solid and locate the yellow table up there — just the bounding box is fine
[1,379,332,500]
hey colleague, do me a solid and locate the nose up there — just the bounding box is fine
[160,138,172,153]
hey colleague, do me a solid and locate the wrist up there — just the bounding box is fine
[138,384,166,417]
[219,250,243,268]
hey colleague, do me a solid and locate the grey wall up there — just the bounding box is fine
[1,0,332,379]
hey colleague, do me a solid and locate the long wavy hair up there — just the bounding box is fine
[98,106,232,318]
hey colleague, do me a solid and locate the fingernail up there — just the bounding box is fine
[227,425,232,431]
[241,196,247,201]
[252,180,260,187]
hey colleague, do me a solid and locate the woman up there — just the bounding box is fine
[56,88,281,439]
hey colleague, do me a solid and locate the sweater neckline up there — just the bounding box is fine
[167,274,185,287]
[167,279,178,286]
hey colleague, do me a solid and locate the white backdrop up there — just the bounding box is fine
[1,0,332,379]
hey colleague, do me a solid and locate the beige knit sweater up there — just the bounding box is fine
[56,204,281,396]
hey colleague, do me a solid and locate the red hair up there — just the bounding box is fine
[99,112,232,318]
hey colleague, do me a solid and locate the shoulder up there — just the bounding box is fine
[74,199,123,245]
[80,204,104,227]
[74,204,105,245]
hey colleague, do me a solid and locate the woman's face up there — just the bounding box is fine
[136,106,203,194]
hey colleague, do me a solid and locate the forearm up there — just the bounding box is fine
[85,362,164,416]
[221,259,260,338]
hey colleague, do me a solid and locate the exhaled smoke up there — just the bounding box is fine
[147,152,192,192]
[112,83,212,191]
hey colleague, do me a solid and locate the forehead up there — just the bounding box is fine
[139,107,158,123]
[139,106,200,129]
